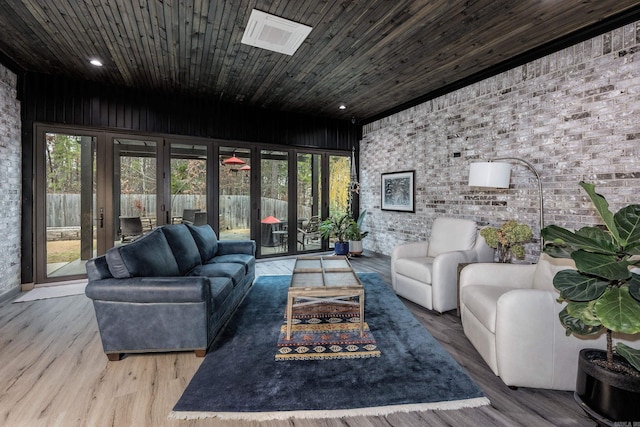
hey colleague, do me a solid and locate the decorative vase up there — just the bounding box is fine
[348,240,363,256]
[574,348,640,424]
[496,243,512,263]
[334,241,349,255]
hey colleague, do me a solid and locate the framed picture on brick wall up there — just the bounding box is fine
[381,170,415,212]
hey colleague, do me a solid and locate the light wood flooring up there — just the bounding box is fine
[0,252,596,427]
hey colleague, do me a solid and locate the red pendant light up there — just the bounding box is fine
[222,155,246,165]
[261,215,281,224]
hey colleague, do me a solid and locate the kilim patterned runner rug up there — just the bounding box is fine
[275,303,380,360]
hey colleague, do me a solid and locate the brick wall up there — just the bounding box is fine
[0,64,21,301]
[361,21,640,263]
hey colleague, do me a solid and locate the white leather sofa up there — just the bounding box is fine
[459,254,612,390]
[391,217,494,313]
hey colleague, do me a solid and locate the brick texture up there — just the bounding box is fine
[0,64,21,300]
[361,22,640,263]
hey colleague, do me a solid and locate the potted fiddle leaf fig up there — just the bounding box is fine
[346,210,369,256]
[480,219,533,262]
[541,181,640,423]
[319,212,351,255]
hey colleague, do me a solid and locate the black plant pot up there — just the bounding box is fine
[575,348,640,424]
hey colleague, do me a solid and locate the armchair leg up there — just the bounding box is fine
[106,353,122,361]
[194,349,206,357]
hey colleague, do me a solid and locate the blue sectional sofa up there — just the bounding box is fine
[85,223,255,361]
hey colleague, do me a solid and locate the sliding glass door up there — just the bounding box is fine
[35,128,102,282]
[219,147,251,240]
[112,137,162,245]
[170,143,208,226]
[328,154,351,250]
[259,150,289,256]
[34,127,352,283]
[296,152,322,252]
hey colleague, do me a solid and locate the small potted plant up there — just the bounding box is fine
[541,182,640,423]
[346,210,369,256]
[319,212,351,255]
[480,219,533,262]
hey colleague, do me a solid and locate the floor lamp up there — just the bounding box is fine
[468,157,544,251]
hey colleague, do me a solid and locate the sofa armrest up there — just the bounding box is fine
[85,276,209,304]
[216,240,256,256]
[430,250,478,312]
[391,241,429,262]
[459,262,537,291]
[495,288,604,390]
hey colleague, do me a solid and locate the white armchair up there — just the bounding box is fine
[459,254,613,390]
[391,217,494,313]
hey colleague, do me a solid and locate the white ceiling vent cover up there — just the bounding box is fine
[241,9,312,56]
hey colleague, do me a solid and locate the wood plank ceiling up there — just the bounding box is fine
[1,0,640,122]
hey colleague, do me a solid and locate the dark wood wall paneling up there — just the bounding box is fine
[21,73,359,147]
[19,72,360,284]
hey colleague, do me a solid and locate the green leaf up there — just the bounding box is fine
[575,227,618,253]
[543,243,574,259]
[356,209,367,228]
[614,204,640,248]
[572,250,632,281]
[595,287,640,334]
[630,273,640,302]
[553,270,609,301]
[560,304,603,335]
[580,181,621,243]
[541,225,616,255]
[624,241,640,256]
[616,342,640,373]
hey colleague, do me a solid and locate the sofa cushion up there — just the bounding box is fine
[86,255,112,281]
[105,228,180,278]
[188,262,245,287]
[161,224,202,275]
[207,254,255,274]
[187,224,219,263]
[394,256,434,284]
[462,285,515,333]
[427,217,477,257]
[208,277,233,312]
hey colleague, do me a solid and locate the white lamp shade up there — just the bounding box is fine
[468,162,511,188]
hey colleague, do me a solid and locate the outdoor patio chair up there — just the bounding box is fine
[119,216,143,243]
[297,216,320,250]
[181,209,201,225]
[193,211,207,226]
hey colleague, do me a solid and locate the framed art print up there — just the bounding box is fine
[381,170,415,212]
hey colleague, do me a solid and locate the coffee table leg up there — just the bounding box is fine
[359,290,365,337]
[286,293,294,340]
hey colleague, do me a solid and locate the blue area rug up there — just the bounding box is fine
[170,272,489,421]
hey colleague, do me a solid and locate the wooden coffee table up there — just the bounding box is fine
[285,255,364,340]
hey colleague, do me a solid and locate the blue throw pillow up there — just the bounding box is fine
[161,224,203,275]
[106,228,180,278]
[186,224,219,263]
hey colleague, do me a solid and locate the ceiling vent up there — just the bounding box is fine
[241,9,312,56]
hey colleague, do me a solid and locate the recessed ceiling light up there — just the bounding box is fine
[339,104,347,110]
[241,9,312,56]
[90,59,103,67]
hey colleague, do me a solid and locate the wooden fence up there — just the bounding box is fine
[46,194,311,229]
